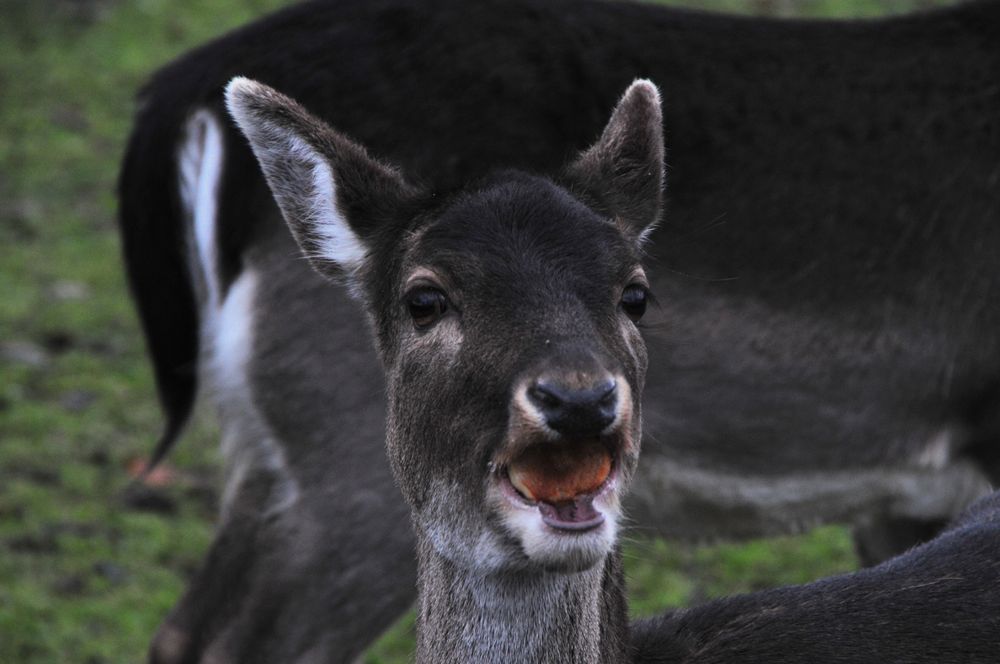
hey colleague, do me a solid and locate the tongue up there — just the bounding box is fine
[507,439,612,504]
[538,495,605,531]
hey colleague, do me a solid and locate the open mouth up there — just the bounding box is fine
[497,438,618,532]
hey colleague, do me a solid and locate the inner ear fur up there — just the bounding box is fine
[564,79,665,243]
[225,77,419,282]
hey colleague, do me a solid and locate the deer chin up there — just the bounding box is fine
[490,437,625,572]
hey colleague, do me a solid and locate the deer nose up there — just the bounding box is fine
[527,377,618,437]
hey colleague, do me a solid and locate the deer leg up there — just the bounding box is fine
[150,460,416,664]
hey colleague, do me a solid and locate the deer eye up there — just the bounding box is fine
[406,286,448,329]
[620,284,648,323]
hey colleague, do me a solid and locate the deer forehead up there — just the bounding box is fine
[401,178,643,301]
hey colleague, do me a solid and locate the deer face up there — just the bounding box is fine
[227,79,664,573]
[387,174,651,572]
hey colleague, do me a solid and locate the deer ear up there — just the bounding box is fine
[225,77,416,284]
[564,79,665,245]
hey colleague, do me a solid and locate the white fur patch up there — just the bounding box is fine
[300,143,368,274]
[212,269,299,518]
[179,110,225,307]
[224,77,368,280]
[214,269,256,400]
[501,495,619,571]
[177,108,299,518]
[916,429,953,470]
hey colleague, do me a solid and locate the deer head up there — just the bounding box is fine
[226,77,663,575]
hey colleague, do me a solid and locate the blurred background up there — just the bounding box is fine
[0,0,962,662]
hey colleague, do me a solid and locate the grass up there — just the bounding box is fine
[0,0,955,661]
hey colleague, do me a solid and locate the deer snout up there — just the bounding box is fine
[527,377,618,437]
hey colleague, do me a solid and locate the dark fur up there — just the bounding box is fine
[631,491,1000,663]
[119,0,1000,660]
[226,78,661,662]
[229,77,1000,663]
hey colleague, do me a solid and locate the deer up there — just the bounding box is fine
[223,74,1000,663]
[119,0,1000,660]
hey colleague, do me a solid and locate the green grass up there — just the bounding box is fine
[0,0,954,661]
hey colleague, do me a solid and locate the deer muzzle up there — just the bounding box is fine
[497,371,633,532]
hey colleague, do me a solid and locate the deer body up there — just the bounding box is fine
[226,76,1000,664]
[224,77,665,663]
[120,0,1000,660]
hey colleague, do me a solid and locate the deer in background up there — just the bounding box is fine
[225,74,1000,663]
[120,0,1000,660]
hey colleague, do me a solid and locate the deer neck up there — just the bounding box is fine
[413,529,629,664]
